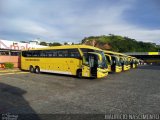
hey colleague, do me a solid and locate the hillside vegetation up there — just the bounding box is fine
[81,34,160,52]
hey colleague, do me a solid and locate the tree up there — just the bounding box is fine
[49,42,61,46]
[81,35,159,52]
[40,42,47,46]
[64,42,68,45]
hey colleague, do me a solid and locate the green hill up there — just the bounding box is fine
[82,34,160,52]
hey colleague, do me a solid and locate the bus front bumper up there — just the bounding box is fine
[115,66,122,73]
[97,68,108,78]
[107,65,112,72]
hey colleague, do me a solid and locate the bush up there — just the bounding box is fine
[4,62,14,69]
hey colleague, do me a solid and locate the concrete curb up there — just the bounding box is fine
[0,69,21,73]
[0,72,29,76]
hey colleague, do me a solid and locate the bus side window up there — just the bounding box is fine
[63,50,69,57]
[44,50,52,57]
[69,49,80,58]
[26,51,32,57]
[57,50,69,57]
[40,51,46,57]
[22,51,27,57]
[32,51,40,57]
[52,50,57,57]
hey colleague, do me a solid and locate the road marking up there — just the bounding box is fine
[0,72,29,76]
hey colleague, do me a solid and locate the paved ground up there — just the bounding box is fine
[0,65,160,119]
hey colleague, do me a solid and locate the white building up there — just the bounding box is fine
[0,39,46,50]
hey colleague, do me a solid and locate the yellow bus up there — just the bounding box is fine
[105,54,112,72]
[21,45,108,78]
[115,53,131,71]
[104,51,122,73]
[128,56,139,68]
[119,56,130,71]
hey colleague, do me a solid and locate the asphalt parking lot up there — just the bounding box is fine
[1,65,160,119]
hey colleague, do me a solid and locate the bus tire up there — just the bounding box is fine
[35,66,40,74]
[29,66,35,73]
[77,69,82,78]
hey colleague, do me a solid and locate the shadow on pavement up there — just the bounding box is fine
[137,65,160,70]
[0,83,104,120]
[41,72,97,80]
[0,83,40,120]
[41,72,75,78]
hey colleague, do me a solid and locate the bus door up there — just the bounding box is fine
[88,53,98,77]
[130,59,134,68]
[111,56,116,72]
[82,53,98,78]
[105,55,111,72]
[120,57,124,71]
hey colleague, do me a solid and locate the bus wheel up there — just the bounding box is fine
[35,66,40,74]
[29,66,35,73]
[77,69,82,78]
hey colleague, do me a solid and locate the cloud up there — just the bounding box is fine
[1,18,60,38]
[0,0,160,44]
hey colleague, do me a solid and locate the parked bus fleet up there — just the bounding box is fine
[21,45,140,79]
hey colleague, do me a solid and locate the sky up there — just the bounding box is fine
[0,0,160,44]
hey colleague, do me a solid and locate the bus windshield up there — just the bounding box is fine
[80,48,107,69]
[111,55,121,66]
[105,55,112,65]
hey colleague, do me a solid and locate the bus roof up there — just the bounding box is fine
[104,50,122,55]
[22,45,103,51]
[104,50,138,60]
[104,50,129,57]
